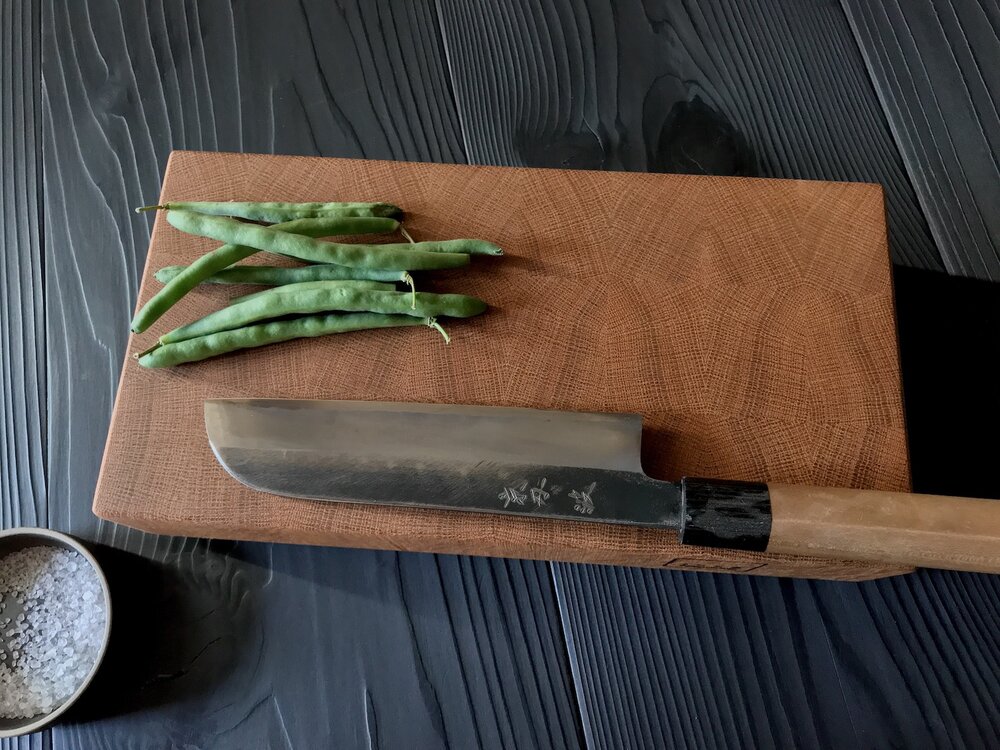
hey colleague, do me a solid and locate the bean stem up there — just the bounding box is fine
[402,272,417,309]
[426,317,451,344]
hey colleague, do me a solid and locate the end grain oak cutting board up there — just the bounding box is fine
[94,151,911,580]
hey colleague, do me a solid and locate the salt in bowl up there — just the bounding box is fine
[0,528,112,738]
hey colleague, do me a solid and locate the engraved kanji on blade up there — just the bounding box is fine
[499,480,528,508]
[530,478,551,508]
[570,482,597,515]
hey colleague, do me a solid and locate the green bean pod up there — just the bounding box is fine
[138,313,429,368]
[137,200,403,222]
[229,280,396,306]
[160,287,487,344]
[377,239,502,256]
[131,215,400,333]
[166,210,471,271]
[154,263,408,286]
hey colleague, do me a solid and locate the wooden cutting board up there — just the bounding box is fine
[94,150,911,580]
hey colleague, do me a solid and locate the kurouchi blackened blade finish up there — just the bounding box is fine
[204,399,683,528]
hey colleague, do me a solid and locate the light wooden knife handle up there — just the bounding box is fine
[678,478,1000,573]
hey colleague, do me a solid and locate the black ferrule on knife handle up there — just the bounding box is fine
[678,477,773,552]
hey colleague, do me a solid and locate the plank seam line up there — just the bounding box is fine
[432,0,473,162]
[549,564,595,750]
[35,0,48,533]
[839,0,964,277]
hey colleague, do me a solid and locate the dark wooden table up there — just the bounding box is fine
[3,1,999,748]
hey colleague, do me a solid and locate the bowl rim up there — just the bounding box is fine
[0,527,113,738]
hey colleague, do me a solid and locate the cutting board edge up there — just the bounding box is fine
[93,153,184,523]
[882,193,913,491]
[167,148,889,193]
[90,500,912,581]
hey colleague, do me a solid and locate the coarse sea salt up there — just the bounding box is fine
[0,545,106,719]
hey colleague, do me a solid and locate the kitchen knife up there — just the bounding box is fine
[205,399,1000,574]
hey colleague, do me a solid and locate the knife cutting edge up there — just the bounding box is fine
[205,399,1000,574]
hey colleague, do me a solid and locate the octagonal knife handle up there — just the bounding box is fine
[678,478,1000,574]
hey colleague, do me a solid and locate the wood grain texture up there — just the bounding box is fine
[41,0,466,543]
[94,151,910,581]
[1,0,48,746]
[0,733,46,750]
[56,545,583,749]
[24,0,1000,747]
[842,0,1000,280]
[767,484,1000,572]
[556,267,1000,750]
[426,0,1000,744]
[41,2,581,748]
[435,0,944,271]
[555,562,1000,749]
[0,0,45,531]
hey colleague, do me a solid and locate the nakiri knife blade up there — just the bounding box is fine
[204,398,682,528]
[204,399,1000,574]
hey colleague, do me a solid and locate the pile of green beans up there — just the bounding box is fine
[131,199,497,367]
[131,215,401,333]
